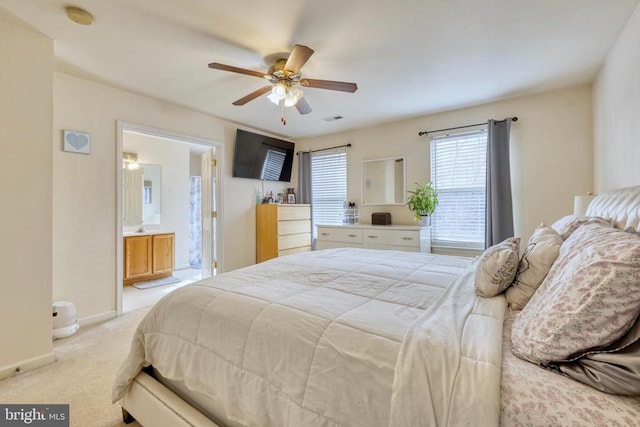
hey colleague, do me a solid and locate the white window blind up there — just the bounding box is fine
[311,150,347,238]
[430,129,487,249]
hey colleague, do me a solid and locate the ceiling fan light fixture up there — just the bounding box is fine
[266,91,280,105]
[283,86,303,107]
[271,82,287,99]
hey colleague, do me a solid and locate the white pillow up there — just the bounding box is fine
[550,215,612,240]
[505,223,562,310]
[511,222,640,364]
[475,237,520,298]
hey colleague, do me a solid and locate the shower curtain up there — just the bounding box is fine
[189,176,202,268]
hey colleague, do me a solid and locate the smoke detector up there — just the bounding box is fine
[65,6,93,25]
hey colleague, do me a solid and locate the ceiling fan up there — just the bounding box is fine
[208,44,358,125]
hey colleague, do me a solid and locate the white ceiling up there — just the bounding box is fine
[1,0,638,139]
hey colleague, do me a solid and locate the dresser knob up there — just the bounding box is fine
[367,235,379,239]
[348,234,358,237]
[402,237,414,240]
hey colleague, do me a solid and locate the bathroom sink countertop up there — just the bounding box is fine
[123,230,171,236]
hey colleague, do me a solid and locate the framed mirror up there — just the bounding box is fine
[362,157,406,205]
[123,163,161,226]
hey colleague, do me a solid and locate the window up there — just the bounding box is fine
[430,128,487,250]
[311,150,347,239]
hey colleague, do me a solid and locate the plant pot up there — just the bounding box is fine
[418,215,431,227]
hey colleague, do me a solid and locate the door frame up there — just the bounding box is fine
[115,120,224,316]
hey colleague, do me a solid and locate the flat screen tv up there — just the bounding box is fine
[232,129,295,182]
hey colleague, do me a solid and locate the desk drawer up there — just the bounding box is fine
[317,227,363,244]
[362,229,420,248]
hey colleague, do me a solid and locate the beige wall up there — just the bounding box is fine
[594,3,640,191]
[0,14,55,377]
[300,85,594,244]
[52,73,293,323]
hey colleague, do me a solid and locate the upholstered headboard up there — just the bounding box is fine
[586,185,640,231]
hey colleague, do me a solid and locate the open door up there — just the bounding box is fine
[201,149,217,278]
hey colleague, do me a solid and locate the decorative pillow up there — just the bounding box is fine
[545,313,640,395]
[506,223,562,310]
[475,237,520,298]
[550,215,612,240]
[511,222,640,364]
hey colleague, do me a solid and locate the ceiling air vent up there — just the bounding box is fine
[323,115,344,122]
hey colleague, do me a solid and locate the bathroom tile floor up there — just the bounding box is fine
[123,267,202,313]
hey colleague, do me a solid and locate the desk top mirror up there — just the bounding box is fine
[362,157,406,205]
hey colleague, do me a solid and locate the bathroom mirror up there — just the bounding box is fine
[362,157,406,205]
[123,163,161,226]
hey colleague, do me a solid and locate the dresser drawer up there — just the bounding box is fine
[362,228,420,248]
[279,233,312,251]
[277,206,311,221]
[279,246,311,257]
[317,227,363,244]
[316,240,363,250]
[278,219,310,236]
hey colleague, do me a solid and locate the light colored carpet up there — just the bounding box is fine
[0,307,150,426]
[131,276,180,289]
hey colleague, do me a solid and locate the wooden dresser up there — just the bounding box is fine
[316,224,431,253]
[256,204,311,263]
[123,232,175,285]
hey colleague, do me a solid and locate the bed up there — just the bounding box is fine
[113,185,640,427]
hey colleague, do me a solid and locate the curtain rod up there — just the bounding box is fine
[297,143,352,155]
[418,117,518,136]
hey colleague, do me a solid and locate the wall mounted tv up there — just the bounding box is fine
[232,129,295,182]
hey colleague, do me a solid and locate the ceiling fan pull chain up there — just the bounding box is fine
[281,100,287,125]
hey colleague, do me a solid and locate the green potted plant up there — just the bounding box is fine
[406,182,439,226]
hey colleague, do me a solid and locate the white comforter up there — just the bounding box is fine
[113,248,506,427]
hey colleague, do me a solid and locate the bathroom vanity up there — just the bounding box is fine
[123,232,175,285]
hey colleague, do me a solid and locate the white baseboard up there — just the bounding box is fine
[0,352,56,381]
[78,310,116,327]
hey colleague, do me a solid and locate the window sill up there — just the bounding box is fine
[431,245,482,258]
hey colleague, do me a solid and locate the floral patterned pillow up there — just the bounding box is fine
[511,222,640,364]
[475,237,520,298]
[506,223,562,310]
[550,214,612,240]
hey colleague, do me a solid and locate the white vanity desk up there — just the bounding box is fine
[316,224,431,253]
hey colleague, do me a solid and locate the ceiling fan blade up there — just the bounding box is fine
[295,97,312,115]
[208,62,267,79]
[284,45,314,73]
[232,86,272,105]
[300,78,358,93]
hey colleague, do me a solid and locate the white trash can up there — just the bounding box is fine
[52,301,79,339]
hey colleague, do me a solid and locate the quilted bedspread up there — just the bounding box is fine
[112,248,507,427]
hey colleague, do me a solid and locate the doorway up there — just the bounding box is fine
[116,121,223,315]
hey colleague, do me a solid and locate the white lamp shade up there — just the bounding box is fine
[271,83,286,98]
[266,92,280,105]
[573,194,595,216]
